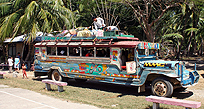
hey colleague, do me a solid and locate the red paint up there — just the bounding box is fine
[79,71,85,74]
[112,78,115,82]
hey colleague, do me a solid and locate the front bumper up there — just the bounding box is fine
[181,70,199,87]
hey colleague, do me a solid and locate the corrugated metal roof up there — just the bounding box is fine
[4,35,25,43]
[4,32,54,43]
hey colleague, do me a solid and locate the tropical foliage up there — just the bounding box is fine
[0,0,78,61]
[0,0,78,41]
[0,0,204,61]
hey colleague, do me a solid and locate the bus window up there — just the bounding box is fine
[96,47,110,57]
[69,47,80,56]
[57,47,67,56]
[121,48,134,66]
[138,49,145,56]
[82,47,94,57]
[121,50,128,66]
[128,48,134,61]
[47,47,56,55]
[149,49,156,56]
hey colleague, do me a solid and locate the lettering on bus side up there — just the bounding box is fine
[144,62,171,68]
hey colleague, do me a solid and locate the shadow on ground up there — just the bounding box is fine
[145,105,169,109]
[172,90,193,99]
[33,77,194,99]
[32,76,49,81]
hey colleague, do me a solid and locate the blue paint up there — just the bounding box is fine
[34,39,199,92]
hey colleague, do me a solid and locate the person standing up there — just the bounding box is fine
[92,16,106,30]
[17,52,21,69]
[14,56,20,72]
[8,56,13,73]
[22,63,28,79]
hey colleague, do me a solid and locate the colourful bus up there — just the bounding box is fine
[34,36,199,97]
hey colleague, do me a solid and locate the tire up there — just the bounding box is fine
[51,70,62,82]
[151,78,173,97]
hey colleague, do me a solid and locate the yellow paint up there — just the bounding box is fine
[79,63,89,68]
[144,62,165,67]
[95,77,105,80]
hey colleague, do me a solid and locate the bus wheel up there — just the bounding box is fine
[51,70,62,82]
[151,78,173,97]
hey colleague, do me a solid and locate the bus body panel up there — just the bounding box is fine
[34,36,199,97]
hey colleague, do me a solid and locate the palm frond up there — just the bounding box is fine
[0,2,12,17]
[184,28,199,35]
[24,1,39,20]
[14,0,32,9]
[58,13,71,29]
[0,12,19,41]
[162,33,183,39]
[12,14,25,38]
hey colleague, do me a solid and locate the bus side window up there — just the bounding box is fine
[96,47,110,57]
[57,47,67,56]
[121,50,128,66]
[128,48,134,61]
[82,47,94,57]
[138,49,145,57]
[69,47,80,56]
[121,48,134,67]
[47,47,56,55]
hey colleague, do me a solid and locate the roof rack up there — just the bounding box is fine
[41,36,139,42]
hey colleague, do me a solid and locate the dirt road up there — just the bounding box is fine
[173,61,204,103]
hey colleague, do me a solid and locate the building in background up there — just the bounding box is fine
[3,32,53,69]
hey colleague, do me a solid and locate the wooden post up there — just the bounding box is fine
[45,83,51,91]
[153,102,159,109]
[0,74,3,79]
[58,86,63,92]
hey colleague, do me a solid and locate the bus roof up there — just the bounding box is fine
[41,36,139,41]
[35,36,159,49]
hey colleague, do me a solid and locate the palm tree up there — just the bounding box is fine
[179,1,204,56]
[0,0,78,62]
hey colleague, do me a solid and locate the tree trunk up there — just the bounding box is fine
[176,39,180,60]
[146,25,154,42]
[24,42,34,70]
[201,38,203,56]
[21,42,26,62]
[2,43,7,63]
[25,43,32,61]
[187,32,193,56]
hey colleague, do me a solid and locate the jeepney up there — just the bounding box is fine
[34,35,199,97]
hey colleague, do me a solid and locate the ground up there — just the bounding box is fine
[1,59,204,108]
[175,60,204,102]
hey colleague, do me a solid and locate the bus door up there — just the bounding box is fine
[125,48,137,74]
[110,47,121,70]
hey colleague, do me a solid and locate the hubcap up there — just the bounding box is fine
[153,81,167,96]
[53,72,59,81]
